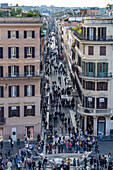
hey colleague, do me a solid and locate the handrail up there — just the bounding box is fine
[78,104,112,114]
[74,30,113,41]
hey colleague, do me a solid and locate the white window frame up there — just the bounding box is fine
[11,86,17,97]
[26,66,32,76]
[27,31,32,38]
[11,66,16,77]
[27,47,32,58]
[27,85,32,96]
[11,106,17,117]
[11,31,16,39]
[11,47,16,58]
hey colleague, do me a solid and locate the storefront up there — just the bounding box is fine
[97,117,106,135]
[25,126,34,140]
[87,116,93,135]
[0,128,3,141]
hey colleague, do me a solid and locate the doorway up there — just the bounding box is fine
[11,127,17,141]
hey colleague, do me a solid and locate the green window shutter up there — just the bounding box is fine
[82,62,85,72]
[105,63,108,73]
[97,63,100,74]
[86,63,89,73]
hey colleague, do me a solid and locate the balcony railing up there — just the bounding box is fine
[79,71,112,78]
[74,31,113,41]
[77,104,112,116]
[0,72,43,79]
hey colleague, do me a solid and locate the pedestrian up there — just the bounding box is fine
[100,133,103,143]
[73,158,76,167]
[38,160,42,170]
[1,141,3,150]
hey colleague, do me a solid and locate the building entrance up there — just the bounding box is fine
[87,116,93,135]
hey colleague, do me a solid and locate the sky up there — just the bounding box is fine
[1,0,113,8]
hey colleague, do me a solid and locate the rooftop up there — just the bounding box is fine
[0,17,43,24]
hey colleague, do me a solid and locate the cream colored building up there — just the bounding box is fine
[0,17,43,141]
[72,16,113,136]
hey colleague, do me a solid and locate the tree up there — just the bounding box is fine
[26,12,34,17]
[16,7,22,15]
[0,11,4,17]
[10,7,16,17]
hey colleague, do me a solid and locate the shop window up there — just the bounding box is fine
[0,128,3,142]
[25,126,34,140]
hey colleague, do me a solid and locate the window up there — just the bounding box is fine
[0,86,4,97]
[0,66,3,77]
[87,27,96,40]
[85,97,95,108]
[97,63,108,77]
[8,31,19,39]
[8,47,19,58]
[78,55,81,67]
[8,66,19,77]
[9,106,20,117]
[24,105,35,116]
[11,31,16,38]
[83,45,85,54]
[0,107,4,122]
[97,82,108,91]
[25,126,34,140]
[98,27,106,40]
[100,46,106,56]
[24,31,35,39]
[24,85,35,96]
[86,81,95,90]
[0,47,3,59]
[97,98,107,109]
[88,46,94,55]
[9,85,19,97]
[86,62,95,73]
[24,47,35,58]
[24,65,35,76]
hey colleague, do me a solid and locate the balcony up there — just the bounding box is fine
[77,104,112,116]
[79,71,112,79]
[0,118,6,124]
[74,31,113,41]
[0,72,43,79]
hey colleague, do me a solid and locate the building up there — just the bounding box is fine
[0,17,43,142]
[72,16,113,136]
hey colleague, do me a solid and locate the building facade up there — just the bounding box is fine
[72,16,113,136]
[0,17,42,141]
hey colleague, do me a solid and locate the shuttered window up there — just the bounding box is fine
[0,47,3,59]
[9,106,20,117]
[24,85,35,96]
[24,105,35,116]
